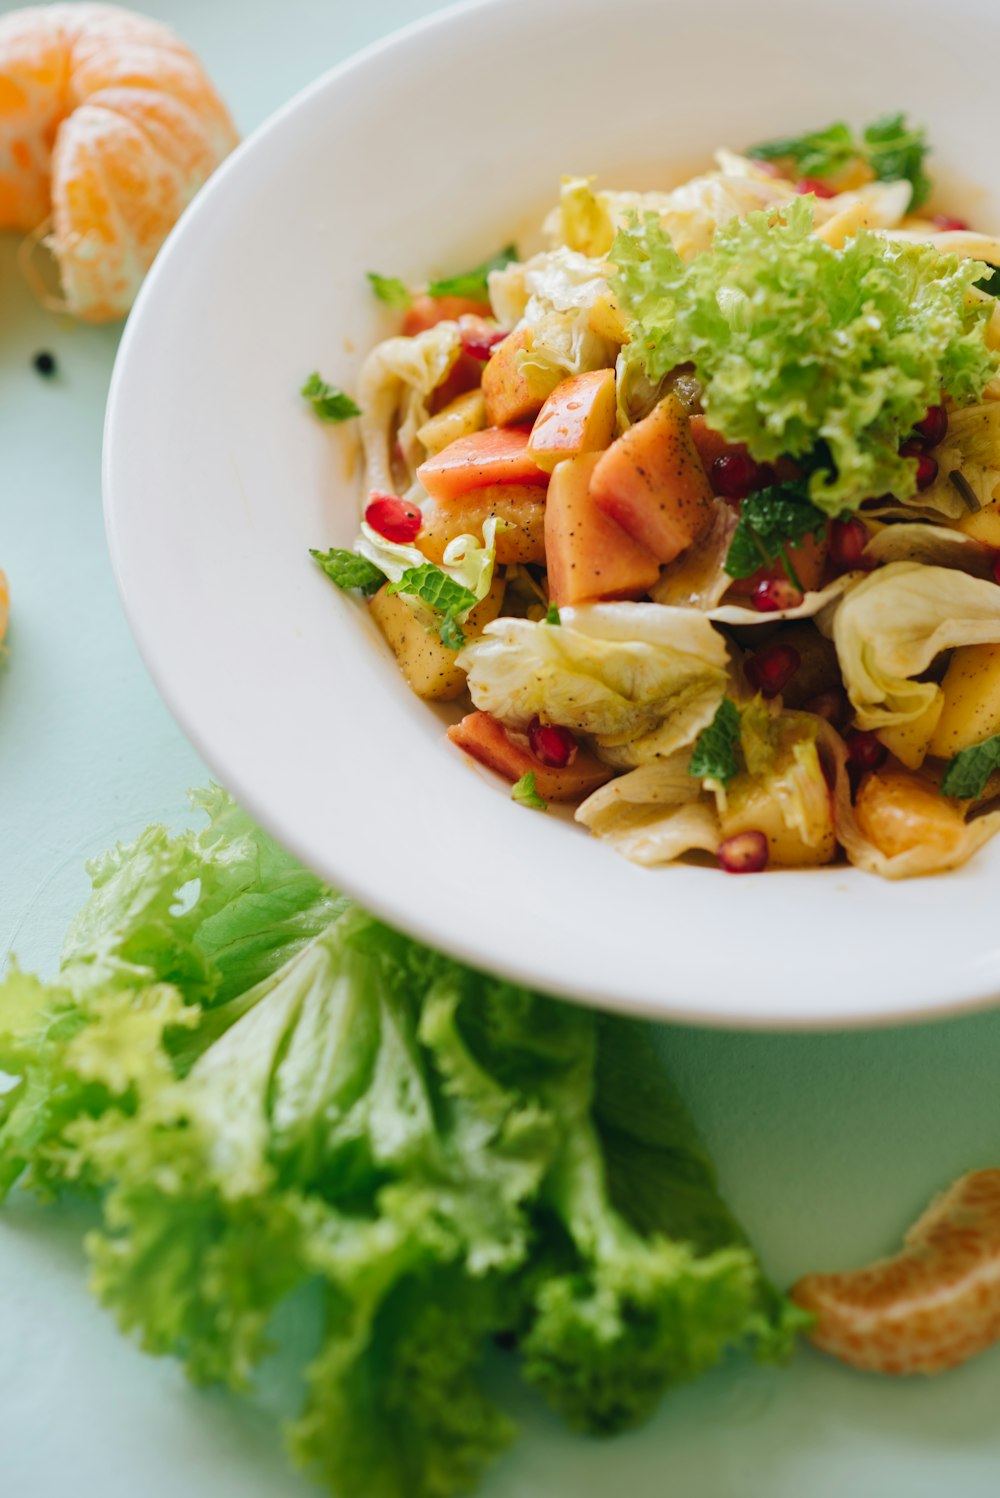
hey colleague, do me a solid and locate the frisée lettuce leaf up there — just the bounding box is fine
[0,789,804,1498]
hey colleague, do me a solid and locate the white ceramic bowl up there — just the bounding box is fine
[104,0,1000,1029]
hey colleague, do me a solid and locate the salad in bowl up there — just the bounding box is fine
[311,115,1000,880]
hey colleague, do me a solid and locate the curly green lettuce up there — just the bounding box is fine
[611,198,999,512]
[0,789,803,1498]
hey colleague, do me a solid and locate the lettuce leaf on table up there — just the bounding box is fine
[0,789,803,1498]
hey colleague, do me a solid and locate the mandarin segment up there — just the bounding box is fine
[793,1170,1000,1374]
[0,3,237,319]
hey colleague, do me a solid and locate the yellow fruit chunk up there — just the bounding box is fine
[369,574,504,702]
[956,495,1000,546]
[416,390,486,456]
[876,694,944,770]
[793,1170,1000,1375]
[417,486,546,567]
[526,369,616,473]
[927,643,1000,758]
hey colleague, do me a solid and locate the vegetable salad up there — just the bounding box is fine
[313,115,1000,878]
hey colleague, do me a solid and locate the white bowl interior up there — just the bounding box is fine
[105,0,1000,1028]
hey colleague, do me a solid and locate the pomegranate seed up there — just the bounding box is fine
[459,319,507,361]
[992,554,1000,586]
[805,688,849,727]
[796,177,837,199]
[932,214,969,232]
[711,451,765,500]
[745,643,801,699]
[828,517,871,573]
[913,404,948,448]
[915,454,938,491]
[528,716,578,768]
[845,730,886,772]
[752,576,803,613]
[718,830,769,874]
[365,492,422,543]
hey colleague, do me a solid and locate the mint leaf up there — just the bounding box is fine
[310,548,384,596]
[862,114,930,209]
[747,114,930,207]
[748,121,856,179]
[428,245,518,303]
[688,699,741,786]
[724,483,828,581]
[301,372,361,423]
[940,733,1000,799]
[387,563,478,650]
[512,772,548,811]
[545,602,561,626]
[367,272,411,309]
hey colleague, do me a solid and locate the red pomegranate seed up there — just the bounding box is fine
[845,729,887,772]
[992,554,1000,586]
[718,830,769,874]
[528,716,578,768]
[828,517,871,573]
[932,214,969,232]
[365,492,423,543]
[711,451,765,500]
[458,314,506,361]
[913,404,948,448]
[745,643,801,699]
[915,454,938,491]
[752,577,803,612]
[796,177,837,199]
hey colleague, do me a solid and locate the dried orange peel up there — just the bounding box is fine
[0,3,237,321]
[793,1169,1000,1374]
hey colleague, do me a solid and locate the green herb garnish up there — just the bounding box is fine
[310,547,384,595]
[387,563,478,649]
[611,200,997,513]
[367,272,412,309]
[512,771,548,810]
[748,113,931,208]
[428,244,518,303]
[545,602,562,626]
[940,733,1000,799]
[301,372,361,423]
[724,483,828,585]
[689,699,742,786]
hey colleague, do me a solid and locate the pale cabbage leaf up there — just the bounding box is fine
[488,247,619,380]
[358,324,462,493]
[576,756,721,867]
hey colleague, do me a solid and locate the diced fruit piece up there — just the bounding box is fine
[369,575,504,702]
[792,1169,1000,1374]
[402,294,493,335]
[447,710,612,801]
[590,396,715,565]
[957,495,1000,546]
[417,390,487,456]
[482,327,563,426]
[876,696,944,770]
[417,485,546,566]
[545,452,661,607]
[588,289,629,344]
[365,493,422,543]
[854,769,969,860]
[719,767,836,867]
[927,644,1000,758]
[527,370,616,473]
[417,425,548,502]
[717,830,769,874]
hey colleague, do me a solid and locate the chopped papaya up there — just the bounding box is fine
[417,485,546,566]
[417,426,548,502]
[448,710,613,801]
[545,452,661,607]
[402,293,493,335]
[527,369,616,473]
[590,395,715,565]
[482,327,563,426]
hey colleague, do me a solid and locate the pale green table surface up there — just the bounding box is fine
[4,2,1000,1493]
